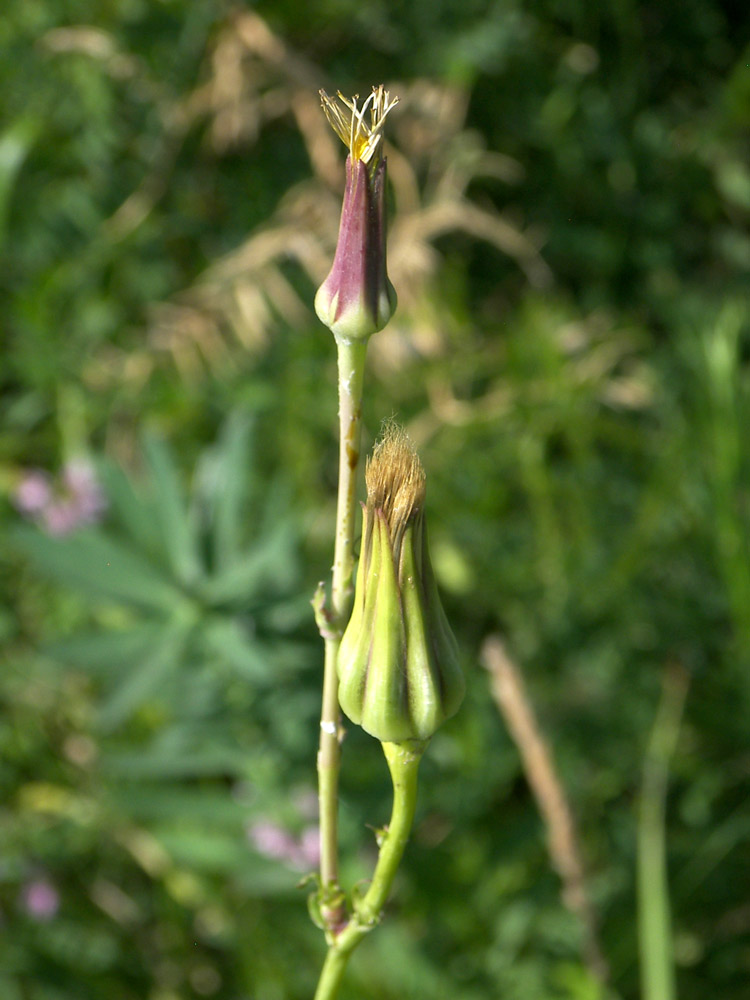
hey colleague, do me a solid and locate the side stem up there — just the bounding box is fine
[317,337,368,915]
[314,740,424,1000]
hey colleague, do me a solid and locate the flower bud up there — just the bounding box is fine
[314,87,398,342]
[337,426,465,743]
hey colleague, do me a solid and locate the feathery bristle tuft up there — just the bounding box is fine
[365,422,426,536]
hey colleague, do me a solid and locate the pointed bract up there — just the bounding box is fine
[337,427,465,743]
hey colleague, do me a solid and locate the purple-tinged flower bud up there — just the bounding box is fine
[315,86,398,342]
[337,426,465,743]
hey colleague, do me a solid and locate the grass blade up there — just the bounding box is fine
[637,665,689,1000]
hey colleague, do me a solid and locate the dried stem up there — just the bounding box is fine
[481,635,609,985]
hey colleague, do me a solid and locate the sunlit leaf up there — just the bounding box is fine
[12,526,187,613]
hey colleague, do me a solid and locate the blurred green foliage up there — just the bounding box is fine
[1,1,750,999]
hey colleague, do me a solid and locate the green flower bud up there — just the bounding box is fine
[337,426,465,743]
[314,87,398,343]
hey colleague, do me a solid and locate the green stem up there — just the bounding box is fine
[317,337,368,915]
[637,665,688,1000]
[314,740,424,1000]
[331,338,367,616]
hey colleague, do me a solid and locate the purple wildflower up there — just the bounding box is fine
[63,459,108,521]
[248,820,300,864]
[13,470,52,514]
[21,878,60,921]
[13,459,107,535]
[248,819,321,872]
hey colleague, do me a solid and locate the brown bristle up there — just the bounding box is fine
[365,422,426,534]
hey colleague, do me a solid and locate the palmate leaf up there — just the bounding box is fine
[97,460,163,559]
[44,623,164,672]
[200,616,274,682]
[201,410,256,572]
[142,433,203,586]
[14,414,306,740]
[200,520,297,606]
[97,621,192,730]
[12,525,187,614]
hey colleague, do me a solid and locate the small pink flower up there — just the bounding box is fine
[248,820,320,871]
[248,820,299,864]
[63,459,107,520]
[21,879,60,921]
[43,501,84,536]
[13,459,107,535]
[13,471,52,514]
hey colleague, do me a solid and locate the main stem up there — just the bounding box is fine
[318,337,368,912]
[314,741,424,1000]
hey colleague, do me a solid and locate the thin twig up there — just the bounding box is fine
[481,635,609,984]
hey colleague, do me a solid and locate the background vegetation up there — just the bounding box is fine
[2,1,750,998]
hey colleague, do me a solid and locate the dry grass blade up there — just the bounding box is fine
[481,635,609,986]
[67,10,559,386]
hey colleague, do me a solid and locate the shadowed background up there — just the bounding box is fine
[2,2,750,998]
